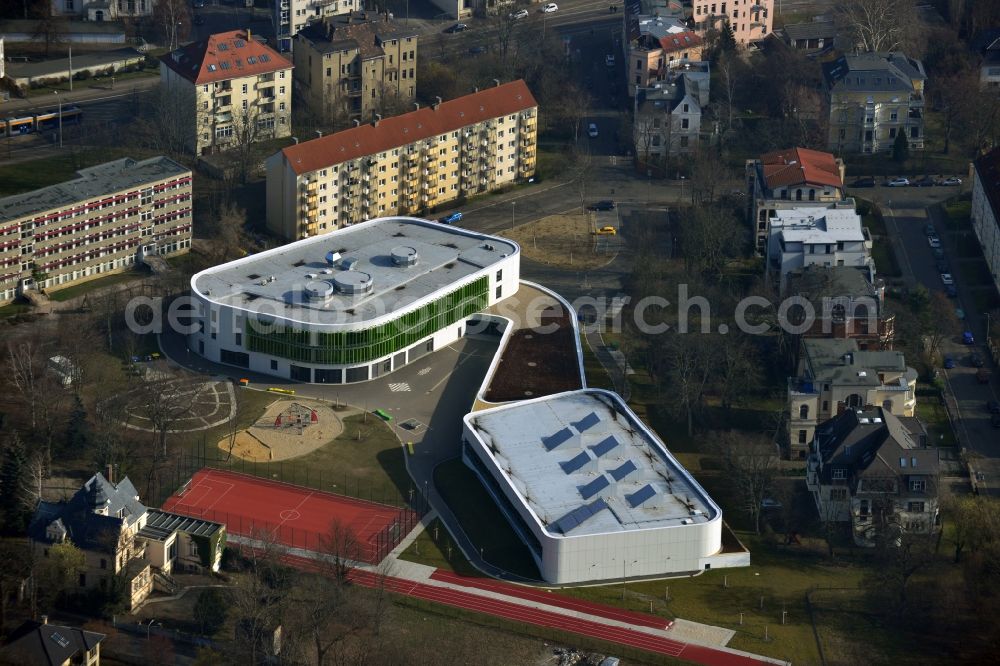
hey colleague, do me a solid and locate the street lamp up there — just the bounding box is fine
[985,312,992,345]
[52,90,62,148]
[511,200,516,232]
[621,558,637,600]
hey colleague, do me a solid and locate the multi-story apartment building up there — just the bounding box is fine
[806,407,939,546]
[788,338,916,458]
[51,0,152,21]
[265,79,538,241]
[625,12,704,97]
[784,265,894,350]
[293,13,417,123]
[971,147,1000,300]
[0,156,192,306]
[690,0,773,47]
[747,147,845,255]
[274,0,362,52]
[823,52,927,154]
[29,470,225,609]
[159,30,293,156]
[766,204,873,291]
[633,75,702,158]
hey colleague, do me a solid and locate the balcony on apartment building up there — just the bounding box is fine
[788,377,820,397]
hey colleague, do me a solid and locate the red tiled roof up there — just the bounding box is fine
[282,80,538,176]
[760,147,843,190]
[658,31,703,53]
[974,147,1000,223]
[159,30,292,85]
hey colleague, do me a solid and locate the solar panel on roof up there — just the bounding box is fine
[590,435,620,457]
[560,451,592,475]
[551,498,610,534]
[543,427,574,451]
[50,631,71,648]
[578,475,610,500]
[609,459,637,481]
[626,484,657,508]
[573,411,602,432]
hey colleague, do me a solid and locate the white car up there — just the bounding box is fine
[605,54,615,67]
[510,8,528,19]
[885,177,910,187]
[941,273,954,285]
[587,123,598,138]
[928,236,941,248]
[940,176,962,186]
[541,2,559,13]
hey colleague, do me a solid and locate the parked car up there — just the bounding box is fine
[924,223,936,236]
[439,212,463,224]
[605,54,615,66]
[886,177,910,187]
[914,176,936,187]
[970,352,984,367]
[940,273,954,285]
[850,177,876,188]
[956,308,965,320]
[963,330,975,345]
[541,2,559,12]
[445,23,468,33]
[588,200,616,211]
[939,176,962,186]
[510,8,529,19]
[593,226,617,235]
[944,355,956,369]
[587,122,599,138]
[928,236,941,248]
[987,400,1000,414]
[761,498,783,510]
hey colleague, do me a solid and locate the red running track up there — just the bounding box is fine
[280,553,776,666]
[162,469,406,563]
[431,569,670,630]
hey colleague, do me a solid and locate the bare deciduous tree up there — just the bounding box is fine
[7,340,42,432]
[715,431,778,535]
[835,0,924,55]
[153,0,190,50]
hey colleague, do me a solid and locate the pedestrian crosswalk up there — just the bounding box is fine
[417,367,432,376]
[389,382,411,392]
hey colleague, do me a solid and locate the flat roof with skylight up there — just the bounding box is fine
[465,390,717,539]
[192,216,518,328]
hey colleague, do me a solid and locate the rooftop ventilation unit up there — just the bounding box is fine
[341,257,359,270]
[390,245,419,267]
[303,280,334,302]
[325,251,342,265]
[333,270,373,295]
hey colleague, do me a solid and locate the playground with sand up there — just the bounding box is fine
[219,399,345,462]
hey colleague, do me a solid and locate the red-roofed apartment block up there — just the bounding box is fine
[746,147,846,255]
[265,80,538,241]
[972,147,1000,299]
[159,30,293,156]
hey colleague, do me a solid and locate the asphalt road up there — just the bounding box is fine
[848,181,1000,496]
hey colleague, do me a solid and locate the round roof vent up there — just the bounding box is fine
[304,280,334,302]
[391,245,418,266]
[333,270,374,295]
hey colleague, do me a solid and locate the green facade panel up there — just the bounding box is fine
[246,276,489,365]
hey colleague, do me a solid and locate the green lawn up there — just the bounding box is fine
[194,409,412,508]
[0,302,33,318]
[398,517,479,576]
[47,269,141,302]
[917,395,957,447]
[25,69,159,96]
[433,458,541,580]
[0,150,148,197]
